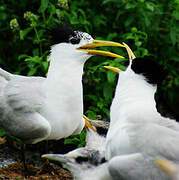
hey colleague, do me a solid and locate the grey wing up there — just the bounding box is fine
[108,153,144,180]
[4,76,46,112]
[150,124,179,162]
[128,121,179,163]
[108,153,169,180]
[0,75,51,144]
[158,116,179,131]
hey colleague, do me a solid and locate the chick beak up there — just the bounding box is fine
[83,114,96,132]
[77,40,125,59]
[103,66,122,73]
[42,154,69,164]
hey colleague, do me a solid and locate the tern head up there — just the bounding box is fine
[42,148,106,178]
[104,43,167,86]
[49,25,125,63]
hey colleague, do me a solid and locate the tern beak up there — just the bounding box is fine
[83,114,96,132]
[42,154,69,163]
[77,40,125,59]
[122,42,136,64]
[103,66,122,73]
[156,158,177,178]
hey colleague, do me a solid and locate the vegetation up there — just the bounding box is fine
[0,0,179,146]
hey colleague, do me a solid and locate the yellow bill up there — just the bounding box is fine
[156,158,177,178]
[103,66,122,73]
[80,40,125,48]
[77,40,125,59]
[83,114,96,132]
[122,42,136,64]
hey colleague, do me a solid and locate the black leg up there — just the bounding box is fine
[21,144,28,176]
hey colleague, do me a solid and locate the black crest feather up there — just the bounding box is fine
[49,24,79,45]
[131,56,167,85]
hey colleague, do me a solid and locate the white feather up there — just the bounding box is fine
[0,33,93,143]
[105,64,179,180]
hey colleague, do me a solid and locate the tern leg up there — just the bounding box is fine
[44,140,51,167]
[20,143,28,177]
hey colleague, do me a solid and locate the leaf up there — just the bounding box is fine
[145,2,155,11]
[64,137,80,145]
[125,3,136,9]
[103,83,113,101]
[102,0,117,4]
[27,66,38,76]
[169,57,179,62]
[38,0,49,13]
[0,128,6,136]
[25,56,42,63]
[135,41,142,47]
[170,28,177,45]
[172,10,179,20]
[86,110,97,119]
[19,27,32,40]
[84,94,98,102]
[107,70,116,84]
[106,32,118,41]
[42,61,49,72]
[144,14,151,27]
[18,54,30,61]
[32,49,39,56]
[46,3,56,23]
[97,101,104,109]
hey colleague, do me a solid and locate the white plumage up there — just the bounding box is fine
[104,44,179,180]
[42,43,179,180]
[42,119,109,180]
[0,28,124,144]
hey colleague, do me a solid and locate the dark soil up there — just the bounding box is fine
[0,162,73,180]
[0,138,76,179]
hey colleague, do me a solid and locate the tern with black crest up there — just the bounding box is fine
[0,26,124,144]
[0,25,124,170]
[103,43,179,180]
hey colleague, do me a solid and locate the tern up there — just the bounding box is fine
[42,117,147,180]
[103,43,179,180]
[0,26,124,145]
[0,26,125,172]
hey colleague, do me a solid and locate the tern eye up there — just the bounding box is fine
[76,156,88,164]
[69,37,80,44]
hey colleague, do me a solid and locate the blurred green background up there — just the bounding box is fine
[0,0,179,145]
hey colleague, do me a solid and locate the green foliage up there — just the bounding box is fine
[0,0,179,146]
[0,129,6,137]
[64,129,86,147]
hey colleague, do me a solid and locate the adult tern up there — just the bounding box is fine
[103,43,179,180]
[0,26,124,145]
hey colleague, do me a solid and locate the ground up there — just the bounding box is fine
[0,138,76,179]
[0,162,72,179]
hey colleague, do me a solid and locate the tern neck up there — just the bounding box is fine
[43,51,86,139]
[110,70,157,125]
